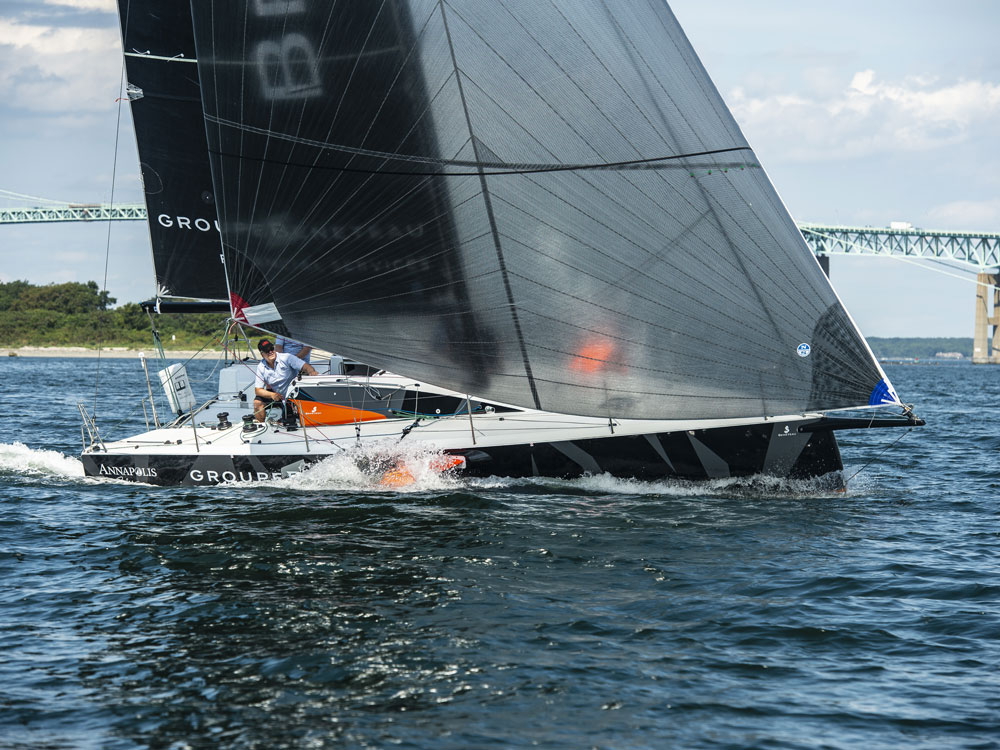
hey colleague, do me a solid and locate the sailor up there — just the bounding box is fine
[274,334,312,364]
[253,338,318,422]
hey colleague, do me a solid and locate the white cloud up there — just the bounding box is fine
[43,0,116,11]
[0,19,121,113]
[729,70,1000,161]
[927,199,1000,230]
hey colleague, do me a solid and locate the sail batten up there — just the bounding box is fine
[188,0,899,419]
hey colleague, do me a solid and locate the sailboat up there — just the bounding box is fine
[82,0,921,487]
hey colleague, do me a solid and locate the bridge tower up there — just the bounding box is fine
[800,224,1000,364]
[973,272,1000,364]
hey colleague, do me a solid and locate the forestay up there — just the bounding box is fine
[189,0,898,420]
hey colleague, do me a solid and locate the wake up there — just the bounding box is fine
[235,440,464,493]
[0,442,84,479]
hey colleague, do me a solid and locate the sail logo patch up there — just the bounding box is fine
[796,343,811,357]
[157,214,220,232]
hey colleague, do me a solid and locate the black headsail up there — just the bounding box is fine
[189,0,900,420]
[118,0,227,303]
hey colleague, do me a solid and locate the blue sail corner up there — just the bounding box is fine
[868,378,899,406]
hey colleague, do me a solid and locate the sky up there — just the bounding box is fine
[0,0,998,337]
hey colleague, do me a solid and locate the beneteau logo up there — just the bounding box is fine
[98,464,158,478]
[157,214,220,232]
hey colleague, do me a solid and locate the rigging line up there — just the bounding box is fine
[612,7,821,310]
[810,245,998,291]
[242,4,374,290]
[445,0,783,315]
[608,6,835,313]
[269,189,485,303]
[253,44,469,290]
[264,109,470,293]
[491,193,787,349]
[844,427,913,485]
[598,2,830,315]
[200,0,238,319]
[918,254,995,275]
[608,16,791,415]
[446,0,648,172]
[264,1,437,264]
[447,70,765,298]
[439,0,747,296]
[438,0,541,411]
[202,119,752,174]
[881,254,999,289]
[493,170,781,326]
[264,169,448,300]
[94,47,128,423]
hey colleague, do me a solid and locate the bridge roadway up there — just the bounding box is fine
[0,203,147,224]
[4,203,998,270]
[799,223,1000,271]
[4,203,1000,361]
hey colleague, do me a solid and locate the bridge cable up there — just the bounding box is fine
[0,188,76,205]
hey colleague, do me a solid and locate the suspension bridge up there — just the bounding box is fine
[4,196,1000,363]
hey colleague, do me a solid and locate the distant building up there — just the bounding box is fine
[934,352,964,359]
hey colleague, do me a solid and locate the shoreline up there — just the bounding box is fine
[1,346,222,359]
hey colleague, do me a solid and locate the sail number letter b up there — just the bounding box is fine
[253,0,306,15]
[254,34,322,100]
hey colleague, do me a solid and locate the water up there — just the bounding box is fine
[2,358,998,749]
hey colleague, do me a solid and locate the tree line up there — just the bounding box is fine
[866,337,974,359]
[0,280,227,348]
[0,280,974,356]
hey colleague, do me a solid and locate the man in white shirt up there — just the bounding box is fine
[253,338,318,422]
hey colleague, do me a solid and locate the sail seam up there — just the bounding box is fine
[438,0,542,410]
[202,115,752,174]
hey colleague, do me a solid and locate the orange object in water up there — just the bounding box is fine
[288,399,387,426]
[379,454,467,488]
[380,466,416,488]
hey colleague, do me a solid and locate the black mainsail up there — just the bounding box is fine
[117,0,229,303]
[188,0,899,421]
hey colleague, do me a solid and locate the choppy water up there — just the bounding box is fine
[2,357,998,749]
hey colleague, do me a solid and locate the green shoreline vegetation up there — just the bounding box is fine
[0,280,975,358]
[0,280,227,349]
